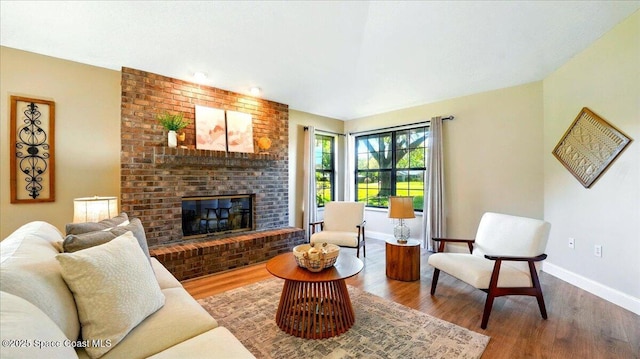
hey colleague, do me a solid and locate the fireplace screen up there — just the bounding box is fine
[182,195,253,238]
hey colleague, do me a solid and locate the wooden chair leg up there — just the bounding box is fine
[481,291,496,329]
[536,290,548,319]
[355,230,365,258]
[529,262,548,319]
[430,269,440,295]
[481,259,503,329]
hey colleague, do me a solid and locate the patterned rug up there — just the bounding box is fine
[198,278,489,358]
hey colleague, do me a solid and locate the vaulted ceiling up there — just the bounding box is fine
[1,1,638,120]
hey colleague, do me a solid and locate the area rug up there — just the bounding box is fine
[198,278,489,358]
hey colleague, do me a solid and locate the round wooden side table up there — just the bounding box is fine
[266,252,363,339]
[385,239,421,281]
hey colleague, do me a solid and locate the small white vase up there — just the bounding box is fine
[168,130,178,148]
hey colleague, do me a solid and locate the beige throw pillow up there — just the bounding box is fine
[56,232,165,359]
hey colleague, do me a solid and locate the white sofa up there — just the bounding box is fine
[0,221,255,359]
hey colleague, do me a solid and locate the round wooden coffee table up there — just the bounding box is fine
[266,252,364,339]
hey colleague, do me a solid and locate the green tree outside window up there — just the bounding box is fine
[315,134,334,207]
[355,127,428,211]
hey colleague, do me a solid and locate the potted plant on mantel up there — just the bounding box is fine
[157,112,188,148]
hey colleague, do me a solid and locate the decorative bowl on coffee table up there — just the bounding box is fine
[292,243,340,272]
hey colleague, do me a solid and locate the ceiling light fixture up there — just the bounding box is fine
[250,87,261,96]
[193,72,207,83]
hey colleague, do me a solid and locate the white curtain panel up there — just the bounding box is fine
[302,126,317,240]
[423,116,446,251]
[344,134,355,201]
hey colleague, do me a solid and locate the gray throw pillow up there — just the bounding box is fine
[63,218,151,261]
[63,230,118,252]
[65,212,129,235]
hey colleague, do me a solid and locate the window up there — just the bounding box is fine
[315,134,335,207]
[355,126,428,211]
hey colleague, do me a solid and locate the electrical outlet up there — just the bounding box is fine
[594,245,602,257]
[568,237,575,249]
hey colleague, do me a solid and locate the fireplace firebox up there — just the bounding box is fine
[182,195,254,239]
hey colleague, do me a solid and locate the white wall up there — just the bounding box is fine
[345,82,545,243]
[542,11,640,313]
[0,47,121,238]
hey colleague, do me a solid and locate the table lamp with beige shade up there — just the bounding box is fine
[73,196,118,223]
[388,196,415,244]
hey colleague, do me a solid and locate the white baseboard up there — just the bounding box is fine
[543,261,640,316]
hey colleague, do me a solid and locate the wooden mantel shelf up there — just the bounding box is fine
[153,146,281,168]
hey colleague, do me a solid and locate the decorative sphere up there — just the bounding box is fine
[257,136,272,151]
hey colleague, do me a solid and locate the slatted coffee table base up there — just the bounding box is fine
[275,279,355,339]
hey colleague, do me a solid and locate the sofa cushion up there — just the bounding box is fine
[56,232,165,359]
[151,258,183,289]
[63,218,151,261]
[0,221,80,341]
[147,327,255,359]
[95,287,218,359]
[0,291,79,359]
[65,212,129,235]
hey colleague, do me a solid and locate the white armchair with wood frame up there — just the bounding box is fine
[310,201,366,258]
[428,212,551,329]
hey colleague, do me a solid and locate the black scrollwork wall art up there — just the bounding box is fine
[10,96,55,203]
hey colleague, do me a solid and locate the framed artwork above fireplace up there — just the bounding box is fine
[195,105,226,151]
[226,110,254,153]
[195,106,255,153]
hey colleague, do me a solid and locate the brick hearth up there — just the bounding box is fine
[150,228,305,281]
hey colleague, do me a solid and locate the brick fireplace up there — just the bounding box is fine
[120,67,304,280]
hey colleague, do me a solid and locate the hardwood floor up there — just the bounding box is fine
[183,238,640,359]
